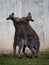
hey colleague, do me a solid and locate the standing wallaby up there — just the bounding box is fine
[6,13,26,57]
[22,12,40,57]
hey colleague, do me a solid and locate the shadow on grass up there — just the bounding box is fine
[0,52,49,59]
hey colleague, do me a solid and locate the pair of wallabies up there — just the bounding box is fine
[6,12,40,58]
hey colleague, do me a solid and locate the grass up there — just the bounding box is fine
[0,52,49,65]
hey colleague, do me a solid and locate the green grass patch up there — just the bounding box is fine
[0,52,49,65]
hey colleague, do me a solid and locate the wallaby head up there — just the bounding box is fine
[6,13,14,20]
[27,12,34,22]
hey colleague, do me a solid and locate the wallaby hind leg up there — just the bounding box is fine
[13,42,16,55]
[18,46,22,58]
[29,46,35,58]
[22,45,26,54]
[18,39,24,58]
[34,41,40,58]
[22,45,30,58]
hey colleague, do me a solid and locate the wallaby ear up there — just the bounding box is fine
[27,12,31,17]
[11,13,14,16]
